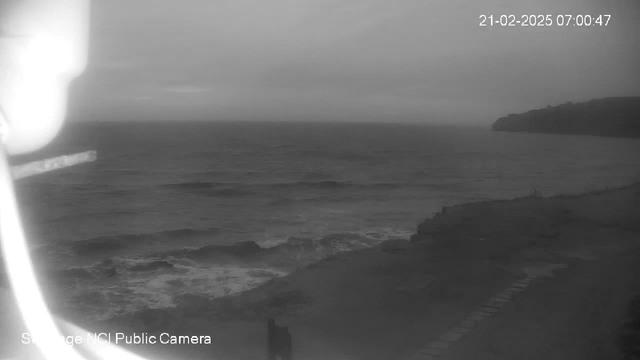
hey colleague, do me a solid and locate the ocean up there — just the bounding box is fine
[5,121,640,321]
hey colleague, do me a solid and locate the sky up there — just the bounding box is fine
[67,0,640,124]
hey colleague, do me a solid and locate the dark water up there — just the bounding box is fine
[7,121,640,320]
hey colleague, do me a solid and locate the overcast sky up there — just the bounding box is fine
[67,0,640,124]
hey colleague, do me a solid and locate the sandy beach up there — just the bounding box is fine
[2,181,640,360]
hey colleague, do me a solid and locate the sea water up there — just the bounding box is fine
[5,121,640,320]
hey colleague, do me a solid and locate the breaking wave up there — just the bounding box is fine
[44,228,412,321]
[70,227,221,257]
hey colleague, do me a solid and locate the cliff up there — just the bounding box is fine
[491,97,640,137]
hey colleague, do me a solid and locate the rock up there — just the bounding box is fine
[491,96,640,138]
[165,279,185,288]
[175,293,213,308]
[129,260,174,272]
[235,241,262,252]
[380,239,410,253]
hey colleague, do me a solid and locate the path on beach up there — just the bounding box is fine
[409,243,640,360]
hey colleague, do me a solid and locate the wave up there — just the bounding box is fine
[289,149,378,162]
[160,181,255,197]
[270,180,403,190]
[53,263,290,322]
[128,260,174,272]
[266,195,340,207]
[101,168,146,175]
[161,181,228,190]
[160,241,264,261]
[70,227,220,256]
[161,180,356,191]
[47,229,412,322]
[65,226,411,276]
[50,259,178,283]
[160,180,404,199]
[103,189,136,196]
[266,198,296,207]
[272,180,354,189]
[55,232,391,284]
[155,231,405,269]
[272,180,402,190]
[300,170,335,181]
[209,188,256,197]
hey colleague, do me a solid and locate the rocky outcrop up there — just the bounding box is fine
[492,97,640,138]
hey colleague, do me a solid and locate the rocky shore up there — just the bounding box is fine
[491,97,640,138]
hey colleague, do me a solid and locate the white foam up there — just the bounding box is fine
[260,227,412,249]
[63,264,288,321]
[52,227,413,321]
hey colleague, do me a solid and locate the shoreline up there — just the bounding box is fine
[2,180,640,359]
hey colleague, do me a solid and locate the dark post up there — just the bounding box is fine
[267,318,292,360]
[267,318,276,360]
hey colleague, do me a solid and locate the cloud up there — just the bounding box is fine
[75,0,640,123]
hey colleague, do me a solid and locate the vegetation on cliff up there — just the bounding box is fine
[492,97,640,137]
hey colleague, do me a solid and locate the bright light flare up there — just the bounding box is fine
[0,147,158,360]
[22,35,78,76]
[0,0,162,358]
[0,146,84,360]
[0,0,90,155]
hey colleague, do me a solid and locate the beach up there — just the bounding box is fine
[3,180,639,359]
